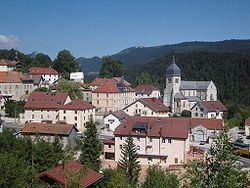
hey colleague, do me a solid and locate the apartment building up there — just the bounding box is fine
[92,80,136,113]
[59,99,95,131]
[24,92,71,123]
[0,71,34,100]
[114,116,189,167]
[123,98,170,117]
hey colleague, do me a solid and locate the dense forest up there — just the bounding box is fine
[125,51,250,106]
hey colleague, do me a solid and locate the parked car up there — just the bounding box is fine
[246,136,250,139]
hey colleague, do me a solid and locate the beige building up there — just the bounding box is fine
[0,71,34,100]
[114,116,189,167]
[123,98,170,117]
[92,80,136,114]
[20,122,78,147]
[59,99,95,132]
[191,101,227,119]
[0,59,22,71]
[24,92,71,123]
[77,82,92,103]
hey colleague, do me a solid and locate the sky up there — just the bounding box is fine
[1,0,250,59]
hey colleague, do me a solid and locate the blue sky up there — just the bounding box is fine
[1,0,250,59]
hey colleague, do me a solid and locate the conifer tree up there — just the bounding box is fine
[79,117,102,171]
[118,136,141,186]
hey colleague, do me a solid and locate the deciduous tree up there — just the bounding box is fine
[56,80,83,99]
[99,56,124,78]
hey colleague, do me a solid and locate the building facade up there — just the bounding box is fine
[28,67,59,85]
[134,84,161,99]
[123,98,170,117]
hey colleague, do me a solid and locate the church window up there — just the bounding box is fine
[195,113,198,117]
[175,78,179,83]
[168,78,172,83]
[200,113,203,118]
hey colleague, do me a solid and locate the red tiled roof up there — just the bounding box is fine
[134,84,160,94]
[61,99,95,110]
[38,161,103,187]
[0,59,17,66]
[190,118,223,130]
[245,117,250,125]
[21,123,78,135]
[200,101,227,112]
[0,71,33,83]
[139,98,169,112]
[91,78,113,86]
[114,116,189,139]
[103,137,115,144]
[24,92,69,110]
[28,67,58,75]
[92,80,135,93]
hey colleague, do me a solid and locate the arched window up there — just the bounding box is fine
[210,94,214,101]
[195,130,205,142]
[200,113,203,118]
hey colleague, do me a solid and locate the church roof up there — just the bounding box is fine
[174,92,185,99]
[166,55,181,77]
[180,81,212,90]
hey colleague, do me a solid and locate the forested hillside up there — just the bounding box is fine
[125,51,250,105]
[77,39,250,73]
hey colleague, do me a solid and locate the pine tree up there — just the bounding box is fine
[118,136,141,186]
[79,117,102,171]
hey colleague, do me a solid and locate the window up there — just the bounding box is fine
[175,78,179,83]
[168,139,172,143]
[136,145,140,151]
[97,94,99,98]
[148,157,152,162]
[75,111,77,114]
[108,144,111,149]
[75,117,77,121]
[162,138,166,143]
[105,124,110,129]
[174,158,178,164]
[64,110,66,114]
[168,78,172,83]
[32,115,34,119]
[63,116,66,120]
[41,115,43,119]
[120,136,123,140]
[120,145,122,149]
[97,100,99,105]
[149,137,152,142]
[137,137,140,141]
[106,94,108,98]
[195,113,198,117]
[200,113,203,118]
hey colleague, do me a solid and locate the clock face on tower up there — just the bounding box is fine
[168,78,172,83]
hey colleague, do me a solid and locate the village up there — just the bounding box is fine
[0,54,249,187]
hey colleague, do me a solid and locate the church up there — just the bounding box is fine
[163,55,217,114]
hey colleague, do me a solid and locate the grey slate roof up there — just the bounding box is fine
[174,92,185,99]
[111,110,128,120]
[185,96,201,102]
[166,56,181,77]
[180,81,211,90]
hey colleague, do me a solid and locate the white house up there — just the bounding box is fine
[191,101,227,119]
[104,110,128,132]
[123,98,170,117]
[28,67,59,85]
[134,84,160,99]
[70,72,84,83]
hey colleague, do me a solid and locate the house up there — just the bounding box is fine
[245,117,250,136]
[38,161,103,187]
[163,55,217,114]
[24,74,49,89]
[24,92,71,123]
[59,99,96,131]
[191,101,227,119]
[114,116,189,167]
[0,59,22,71]
[101,138,116,168]
[134,84,160,99]
[189,118,223,143]
[20,122,78,147]
[104,110,128,131]
[92,80,136,114]
[123,98,170,117]
[70,72,84,83]
[27,67,59,85]
[0,71,34,100]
